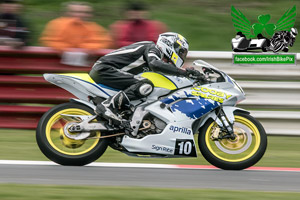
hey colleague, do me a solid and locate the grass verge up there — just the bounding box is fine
[0,128,300,167]
[0,184,300,200]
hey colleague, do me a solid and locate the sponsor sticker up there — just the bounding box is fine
[169,125,191,135]
[191,86,232,103]
[152,145,173,153]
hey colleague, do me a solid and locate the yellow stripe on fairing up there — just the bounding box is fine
[59,73,95,83]
[141,72,177,90]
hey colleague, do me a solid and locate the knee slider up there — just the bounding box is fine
[138,80,153,97]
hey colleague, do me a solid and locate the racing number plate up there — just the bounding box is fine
[175,139,197,157]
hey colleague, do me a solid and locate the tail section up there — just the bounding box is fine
[44,73,118,101]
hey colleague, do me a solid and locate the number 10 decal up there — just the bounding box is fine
[175,139,197,157]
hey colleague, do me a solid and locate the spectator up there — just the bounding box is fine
[0,0,29,48]
[110,1,168,48]
[40,1,113,52]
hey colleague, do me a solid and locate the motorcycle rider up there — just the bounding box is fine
[270,27,298,52]
[89,32,201,127]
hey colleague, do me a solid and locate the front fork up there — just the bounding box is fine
[211,107,236,140]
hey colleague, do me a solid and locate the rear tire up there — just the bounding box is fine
[198,111,267,170]
[36,102,108,166]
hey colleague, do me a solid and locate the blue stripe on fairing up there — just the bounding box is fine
[160,90,195,105]
[97,83,120,91]
[170,98,220,119]
[59,75,112,97]
[160,94,181,104]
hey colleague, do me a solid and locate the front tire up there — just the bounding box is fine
[272,41,284,53]
[36,102,108,166]
[198,111,267,170]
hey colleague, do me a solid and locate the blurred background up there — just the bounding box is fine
[0,0,299,157]
[0,0,300,199]
[4,0,300,50]
[0,0,299,164]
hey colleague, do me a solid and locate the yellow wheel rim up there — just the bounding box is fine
[45,108,100,156]
[205,115,261,162]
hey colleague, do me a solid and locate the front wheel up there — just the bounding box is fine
[198,111,267,170]
[36,102,108,166]
[272,41,284,53]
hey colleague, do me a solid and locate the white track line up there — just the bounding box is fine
[0,160,176,169]
[0,160,300,172]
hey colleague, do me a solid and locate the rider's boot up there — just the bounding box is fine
[95,91,133,132]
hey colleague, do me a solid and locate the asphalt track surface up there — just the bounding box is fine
[0,161,300,191]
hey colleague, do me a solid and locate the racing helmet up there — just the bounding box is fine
[290,28,298,38]
[156,32,189,68]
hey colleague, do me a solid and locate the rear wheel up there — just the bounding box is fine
[36,102,108,166]
[198,111,267,170]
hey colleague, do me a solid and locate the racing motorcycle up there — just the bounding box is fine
[36,60,267,170]
[270,35,290,53]
[270,30,297,53]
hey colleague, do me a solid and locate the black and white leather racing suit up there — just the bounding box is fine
[89,41,195,126]
[89,41,188,100]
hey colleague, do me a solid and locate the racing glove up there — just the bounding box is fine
[185,68,204,80]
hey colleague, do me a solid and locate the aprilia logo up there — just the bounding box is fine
[169,125,191,135]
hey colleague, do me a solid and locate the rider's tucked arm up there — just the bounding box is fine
[149,58,187,76]
[145,46,187,76]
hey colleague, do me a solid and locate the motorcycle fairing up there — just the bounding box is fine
[58,73,95,83]
[60,73,119,92]
[44,73,117,100]
[44,72,193,102]
[160,86,235,120]
[141,72,177,90]
[141,72,193,90]
[121,120,197,157]
[120,86,230,157]
[170,98,219,120]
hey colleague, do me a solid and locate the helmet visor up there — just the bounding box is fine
[174,42,188,62]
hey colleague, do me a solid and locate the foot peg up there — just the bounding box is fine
[119,120,133,136]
